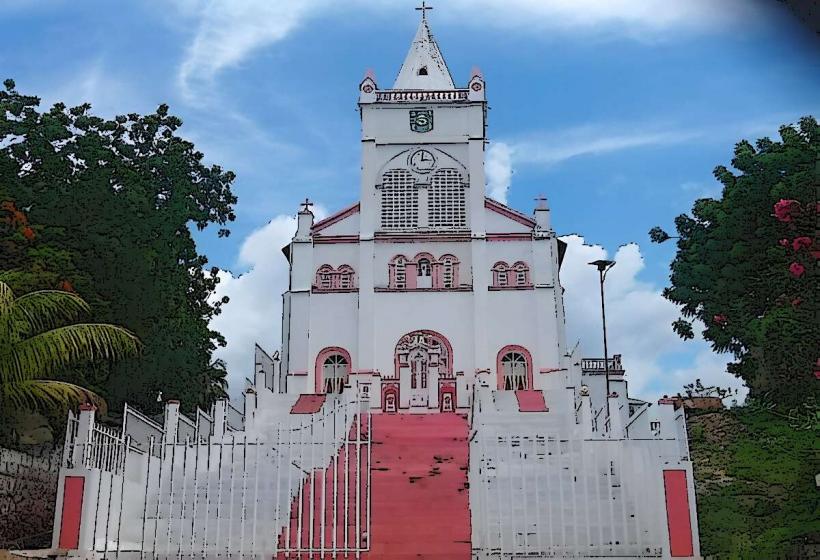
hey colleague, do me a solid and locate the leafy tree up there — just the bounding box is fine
[0,79,237,414]
[651,116,818,406]
[0,281,139,414]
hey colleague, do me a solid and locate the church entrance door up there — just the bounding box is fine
[395,330,452,411]
[408,349,430,407]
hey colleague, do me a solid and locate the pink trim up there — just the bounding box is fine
[381,383,399,413]
[313,264,356,292]
[289,370,308,376]
[496,345,534,390]
[540,367,563,374]
[394,330,454,378]
[313,235,360,244]
[375,232,471,243]
[484,198,536,228]
[311,202,360,233]
[488,285,534,291]
[405,262,418,289]
[59,476,84,549]
[664,470,695,557]
[315,347,352,394]
[413,251,436,262]
[486,232,532,241]
[515,390,549,412]
[375,286,473,293]
[512,261,532,287]
[439,383,456,412]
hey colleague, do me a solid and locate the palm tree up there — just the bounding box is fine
[0,281,140,414]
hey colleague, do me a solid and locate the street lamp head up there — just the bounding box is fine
[588,259,616,272]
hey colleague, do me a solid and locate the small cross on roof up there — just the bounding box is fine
[416,1,433,20]
[300,198,314,213]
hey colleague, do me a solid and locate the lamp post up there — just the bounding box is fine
[589,259,616,422]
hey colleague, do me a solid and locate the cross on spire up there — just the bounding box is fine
[415,1,433,20]
[300,198,314,213]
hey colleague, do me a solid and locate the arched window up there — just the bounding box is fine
[496,345,533,390]
[381,169,418,230]
[323,354,348,394]
[415,253,434,289]
[390,255,408,289]
[316,265,334,290]
[492,262,510,288]
[315,347,351,394]
[314,264,356,291]
[440,255,459,289]
[428,169,467,230]
[417,67,428,76]
[512,262,530,287]
[337,265,355,289]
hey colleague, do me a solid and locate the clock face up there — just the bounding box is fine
[408,149,436,174]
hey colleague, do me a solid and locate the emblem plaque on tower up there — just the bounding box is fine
[410,109,433,133]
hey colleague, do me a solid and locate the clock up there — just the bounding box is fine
[408,149,436,174]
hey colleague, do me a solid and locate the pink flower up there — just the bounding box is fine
[789,262,805,278]
[773,199,800,223]
[778,238,790,248]
[713,314,728,326]
[792,237,813,251]
[791,298,802,308]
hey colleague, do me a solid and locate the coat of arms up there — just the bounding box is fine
[410,110,433,133]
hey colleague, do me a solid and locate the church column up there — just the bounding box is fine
[469,138,489,380]
[358,139,377,388]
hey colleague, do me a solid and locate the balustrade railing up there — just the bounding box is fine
[375,89,469,102]
[581,355,624,373]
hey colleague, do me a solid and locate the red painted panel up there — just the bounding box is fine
[515,390,548,412]
[290,394,326,414]
[58,476,84,549]
[664,470,694,557]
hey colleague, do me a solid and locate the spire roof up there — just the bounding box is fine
[393,13,455,90]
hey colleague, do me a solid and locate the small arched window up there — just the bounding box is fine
[512,262,530,287]
[390,255,408,289]
[322,354,349,394]
[338,265,355,289]
[417,67,428,76]
[501,352,528,390]
[492,262,510,288]
[316,265,334,290]
[417,257,432,288]
[440,255,459,289]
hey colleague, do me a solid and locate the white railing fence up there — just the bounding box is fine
[470,427,666,559]
[59,394,370,559]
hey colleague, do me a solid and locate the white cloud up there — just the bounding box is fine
[486,142,512,204]
[210,206,327,396]
[558,234,747,401]
[171,0,760,102]
[508,124,703,167]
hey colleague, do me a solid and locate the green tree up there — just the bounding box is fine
[0,79,237,414]
[651,116,819,406]
[0,281,139,414]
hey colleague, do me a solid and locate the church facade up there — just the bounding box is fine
[49,11,702,560]
[281,16,570,414]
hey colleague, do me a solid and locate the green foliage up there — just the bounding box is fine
[0,80,237,415]
[651,117,819,407]
[0,281,139,414]
[691,408,820,559]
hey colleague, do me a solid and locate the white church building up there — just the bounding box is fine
[50,9,702,560]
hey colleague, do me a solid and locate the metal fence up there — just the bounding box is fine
[60,396,370,559]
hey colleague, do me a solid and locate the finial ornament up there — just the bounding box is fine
[300,198,314,213]
[415,1,433,20]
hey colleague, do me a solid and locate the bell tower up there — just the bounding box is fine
[357,4,488,238]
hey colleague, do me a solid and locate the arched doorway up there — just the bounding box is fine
[395,330,452,408]
[496,345,533,390]
[315,347,351,394]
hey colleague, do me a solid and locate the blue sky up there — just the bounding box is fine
[3,0,818,398]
